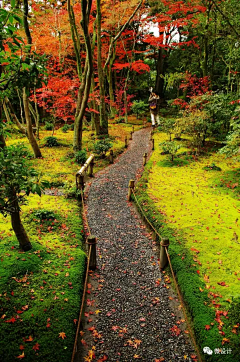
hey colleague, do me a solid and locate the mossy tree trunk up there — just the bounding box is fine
[10,193,32,251]
[22,88,42,158]
[97,0,108,135]
[68,0,93,150]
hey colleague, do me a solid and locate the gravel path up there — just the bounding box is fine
[78,127,196,362]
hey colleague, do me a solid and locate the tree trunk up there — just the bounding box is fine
[201,3,212,77]
[91,75,100,134]
[10,204,32,251]
[155,47,165,99]
[23,0,32,52]
[23,88,42,158]
[4,97,26,134]
[72,0,93,150]
[97,0,108,135]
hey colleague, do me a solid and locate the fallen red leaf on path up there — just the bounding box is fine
[97,355,108,362]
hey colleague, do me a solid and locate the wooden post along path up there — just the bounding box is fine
[87,235,97,270]
[128,179,135,201]
[109,149,114,164]
[76,154,95,190]
[160,238,169,269]
[143,152,147,166]
[125,136,128,148]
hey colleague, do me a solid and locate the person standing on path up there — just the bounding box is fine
[149,89,160,129]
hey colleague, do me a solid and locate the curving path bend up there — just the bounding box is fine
[78,127,196,362]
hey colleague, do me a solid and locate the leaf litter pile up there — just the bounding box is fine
[80,128,196,362]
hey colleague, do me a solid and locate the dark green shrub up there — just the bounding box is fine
[44,122,54,130]
[94,139,112,156]
[70,123,74,130]
[75,149,87,165]
[64,183,81,199]
[203,163,222,171]
[44,136,59,147]
[116,117,125,124]
[61,124,70,133]
[33,209,56,220]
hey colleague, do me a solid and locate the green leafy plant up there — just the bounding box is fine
[94,139,112,157]
[61,124,70,133]
[75,149,87,165]
[33,209,56,220]
[0,145,46,250]
[63,182,81,199]
[116,117,125,124]
[44,136,59,147]
[158,118,176,141]
[160,141,181,161]
[203,163,222,171]
[44,122,54,130]
[131,100,148,119]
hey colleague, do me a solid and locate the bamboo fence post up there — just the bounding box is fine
[125,136,128,148]
[109,149,113,164]
[87,235,97,270]
[130,131,133,140]
[132,125,134,133]
[160,238,169,269]
[152,138,155,151]
[88,157,94,177]
[76,174,84,190]
[143,152,147,166]
[128,179,135,201]
[150,131,153,140]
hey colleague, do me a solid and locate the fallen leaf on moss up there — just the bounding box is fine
[5,317,16,323]
[16,352,25,359]
[32,343,40,351]
[222,338,230,344]
[59,332,66,339]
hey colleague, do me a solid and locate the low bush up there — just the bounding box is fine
[32,209,56,220]
[203,163,222,171]
[61,124,70,133]
[75,149,87,165]
[44,136,59,147]
[44,122,54,131]
[94,139,112,156]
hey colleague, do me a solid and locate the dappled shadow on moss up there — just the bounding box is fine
[157,157,190,167]
[209,168,240,200]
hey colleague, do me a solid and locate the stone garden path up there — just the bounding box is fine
[77,127,196,362]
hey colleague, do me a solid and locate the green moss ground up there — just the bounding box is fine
[134,132,240,361]
[0,195,85,361]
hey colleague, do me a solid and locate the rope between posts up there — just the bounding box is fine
[81,189,91,235]
[131,189,202,362]
[71,191,92,362]
[71,244,92,362]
